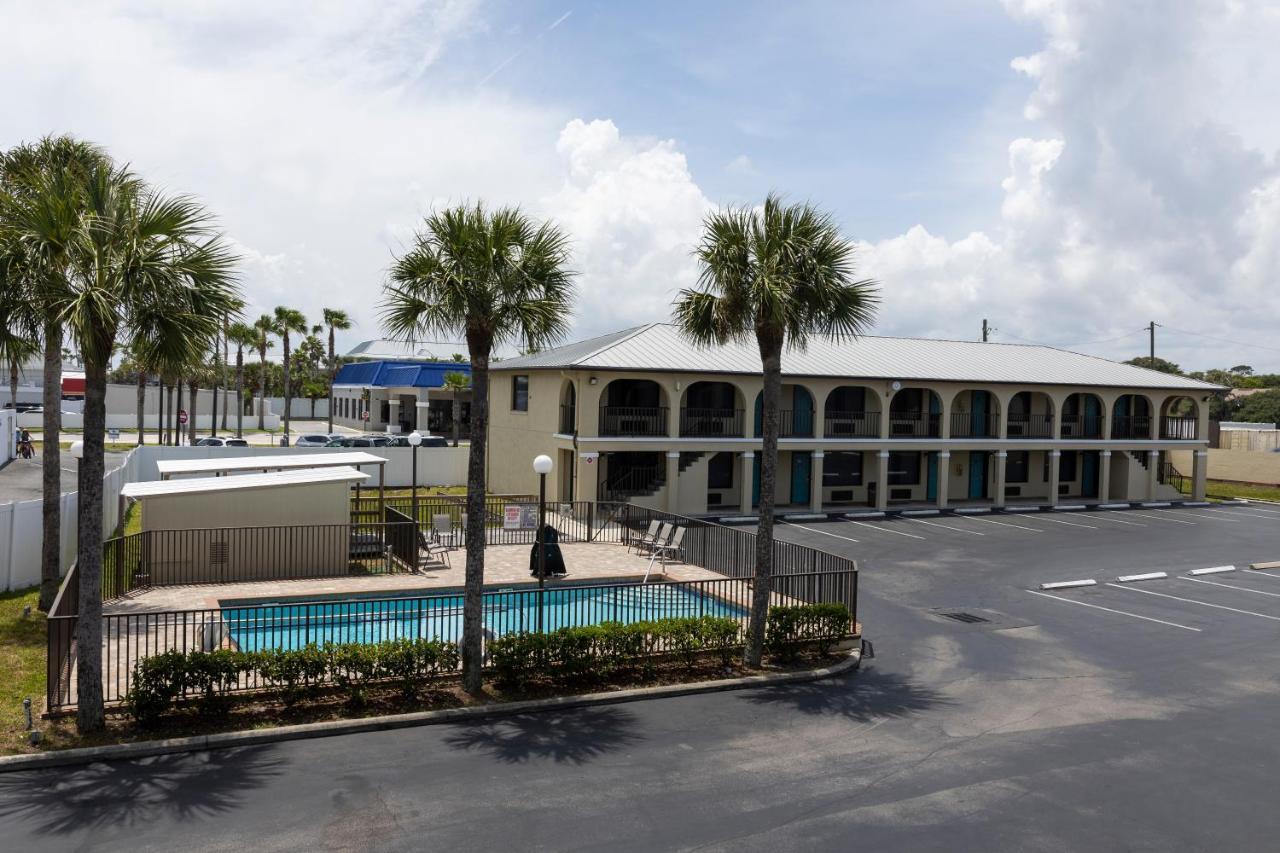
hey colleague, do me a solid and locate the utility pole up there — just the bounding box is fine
[1146,321,1159,360]
[982,319,995,343]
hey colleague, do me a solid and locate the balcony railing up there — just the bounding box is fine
[778,409,815,438]
[887,412,941,438]
[824,410,879,438]
[950,411,1000,438]
[599,405,668,437]
[680,407,744,437]
[1160,416,1198,440]
[1006,414,1054,439]
[1111,415,1152,440]
[1060,414,1103,439]
[559,404,576,434]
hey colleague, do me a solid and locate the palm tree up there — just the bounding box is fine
[252,314,274,430]
[0,293,39,411]
[272,306,307,439]
[442,370,470,446]
[0,134,111,612]
[227,321,255,437]
[381,202,575,692]
[322,308,352,432]
[59,161,239,731]
[673,193,878,666]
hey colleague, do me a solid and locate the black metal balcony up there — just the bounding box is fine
[1111,415,1152,440]
[1159,416,1198,440]
[778,409,815,438]
[679,407,744,437]
[1059,414,1103,439]
[824,410,879,438]
[887,412,941,438]
[598,405,668,437]
[1006,414,1054,439]
[950,411,1000,438]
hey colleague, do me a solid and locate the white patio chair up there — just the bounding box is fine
[651,526,686,566]
[630,519,662,553]
[638,522,672,556]
[431,514,458,548]
[416,527,452,570]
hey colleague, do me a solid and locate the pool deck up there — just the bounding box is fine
[104,541,725,615]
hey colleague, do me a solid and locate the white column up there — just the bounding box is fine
[740,451,754,515]
[1047,449,1061,506]
[994,450,1008,508]
[936,451,950,509]
[387,398,400,433]
[1147,449,1160,499]
[415,398,430,432]
[665,451,680,513]
[1099,450,1112,502]
[876,450,890,511]
[810,450,825,513]
[1192,449,1208,500]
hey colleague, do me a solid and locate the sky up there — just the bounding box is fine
[2,0,1278,372]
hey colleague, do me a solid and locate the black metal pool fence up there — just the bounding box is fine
[47,501,858,711]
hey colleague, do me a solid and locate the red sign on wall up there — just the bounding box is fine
[178,409,188,425]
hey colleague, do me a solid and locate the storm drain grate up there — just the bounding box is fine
[939,612,990,624]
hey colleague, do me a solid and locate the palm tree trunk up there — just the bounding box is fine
[38,325,62,612]
[220,321,230,431]
[744,332,783,667]
[235,348,245,438]
[175,381,184,446]
[282,335,292,440]
[135,372,146,445]
[451,397,460,447]
[158,380,165,445]
[461,341,490,693]
[188,380,199,445]
[9,362,18,411]
[210,367,218,438]
[166,383,176,445]
[257,351,266,431]
[74,358,108,732]
[327,326,335,433]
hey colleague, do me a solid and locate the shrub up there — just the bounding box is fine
[697,617,741,667]
[187,649,253,713]
[595,621,648,675]
[380,638,460,698]
[260,644,328,706]
[126,650,189,726]
[488,632,549,689]
[327,642,381,705]
[658,618,702,671]
[550,625,601,683]
[765,603,853,661]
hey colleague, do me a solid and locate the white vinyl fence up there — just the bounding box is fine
[0,443,470,591]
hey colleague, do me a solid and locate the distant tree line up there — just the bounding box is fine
[1124,357,1280,424]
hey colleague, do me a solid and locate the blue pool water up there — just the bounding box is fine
[222,584,745,652]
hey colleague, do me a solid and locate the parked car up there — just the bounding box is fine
[325,437,378,448]
[193,437,250,447]
[294,433,333,447]
[386,434,448,448]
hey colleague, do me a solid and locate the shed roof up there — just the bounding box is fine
[122,466,369,499]
[493,324,1222,391]
[155,452,385,478]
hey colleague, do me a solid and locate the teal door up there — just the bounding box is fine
[752,454,761,507]
[926,452,938,501]
[793,387,814,436]
[972,391,989,436]
[969,451,988,499]
[791,452,811,505]
[1084,394,1101,433]
[1082,451,1099,498]
[754,394,762,435]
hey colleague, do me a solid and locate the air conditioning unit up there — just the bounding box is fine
[1008,423,1025,436]
[1062,422,1077,437]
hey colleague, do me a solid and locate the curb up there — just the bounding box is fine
[0,649,863,774]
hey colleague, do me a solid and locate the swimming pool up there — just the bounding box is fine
[221,583,746,652]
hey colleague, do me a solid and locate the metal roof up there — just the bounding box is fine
[122,466,369,499]
[493,323,1222,391]
[346,338,465,361]
[155,452,386,479]
[333,360,471,389]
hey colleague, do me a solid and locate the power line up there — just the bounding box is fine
[1160,325,1280,356]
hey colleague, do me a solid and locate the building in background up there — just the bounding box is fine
[345,339,467,363]
[332,360,472,436]
[486,324,1221,515]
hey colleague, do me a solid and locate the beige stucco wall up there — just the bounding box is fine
[1171,448,1280,486]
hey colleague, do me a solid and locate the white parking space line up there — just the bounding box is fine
[905,517,985,535]
[1028,515,1098,529]
[1025,589,1201,632]
[1125,511,1196,525]
[1197,507,1279,520]
[844,519,926,540]
[1106,583,1280,622]
[1155,508,1241,523]
[1246,570,1280,582]
[1180,577,1280,598]
[961,515,1042,532]
[1235,505,1280,515]
[779,521,858,544]
[1087,513,1145,526]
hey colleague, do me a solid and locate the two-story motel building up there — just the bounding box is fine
[487,324,1221,516]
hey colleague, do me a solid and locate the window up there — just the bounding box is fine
[823,451,863,487]
[1007,451,1029,483]
[512,375,529,411]
[1051,450,1077,481]
[707,452,734,489]
[888,451,920,486]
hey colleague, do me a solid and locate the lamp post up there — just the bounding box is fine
[408,431,422,526]
[532,454,553,633]
[70,440,84,493]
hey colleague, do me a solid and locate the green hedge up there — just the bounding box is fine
[765,603,852,661]
[126,638,459,725]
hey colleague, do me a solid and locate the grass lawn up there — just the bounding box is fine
[363,486,468,498]
[0,587,46,755]
[1180,478,1280,503]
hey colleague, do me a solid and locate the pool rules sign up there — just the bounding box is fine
[504,504,537,530]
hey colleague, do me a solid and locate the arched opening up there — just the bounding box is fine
[1061,393,1104,438]
[1111,394,1153,439]
[559,380,577,434]
[754,384,816,437]
[950,389,1000,438]
[681,381,745,436]
[1006,391,1055,439]
[888,387,942,437]
[599,378,667,436]
[1159,396,1199,439]
[824,386,881,438]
